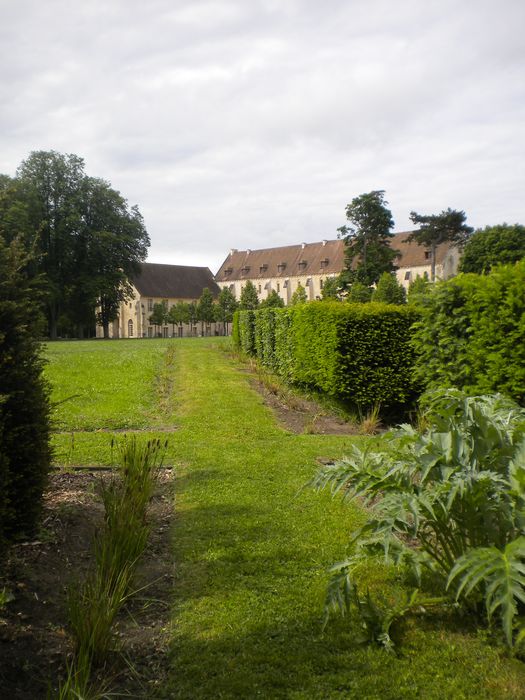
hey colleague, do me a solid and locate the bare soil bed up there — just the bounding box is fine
[250,377,360,435]
[0,469,174,699]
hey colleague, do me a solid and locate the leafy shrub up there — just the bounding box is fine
[237,302,420,412]
[313,390,525,647]
[254,308,278,370]
[291,302,419,410]
[235,309,256,356]
[372,272,406,305]
[411,262,525,403]
[0,237,51,546]
[347,282,372,303]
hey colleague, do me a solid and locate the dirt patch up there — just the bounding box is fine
[250,378,359,435]
[0,469,174,699]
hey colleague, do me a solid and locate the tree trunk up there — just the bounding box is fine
[431,242,437,282]
[103,321,109,339]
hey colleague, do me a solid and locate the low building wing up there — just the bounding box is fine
[132,262,220,298]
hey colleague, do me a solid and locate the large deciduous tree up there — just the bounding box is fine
[338,190,397,287]
[406,208,473,281]
[459,223,525,274]
[9,151,149,339]
[78,177,149,339]
[16,151,85,339]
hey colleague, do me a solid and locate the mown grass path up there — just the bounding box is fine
[44,339,525,698]
[168,341,525,699]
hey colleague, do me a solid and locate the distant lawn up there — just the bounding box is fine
[43,338,525,697]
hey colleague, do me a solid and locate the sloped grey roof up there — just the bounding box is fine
[131,263,220,299]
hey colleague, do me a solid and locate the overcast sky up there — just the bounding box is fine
[1,0,524,273]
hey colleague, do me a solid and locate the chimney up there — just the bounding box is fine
[301,242,306,249]
[246,249,251,254]
[322,239,327,246]
[230,248,237,256]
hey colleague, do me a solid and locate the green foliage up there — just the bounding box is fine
[372,272,406,305]
[197,287,216,325]
[320,275,341,300]
[216,286,238,333]
[237,309,256,355]
[240,301,419,412]
[0,237,51,546]
[290,283,307,305]
[167,300,190,334]
[407,275,430,306]
[239,280,259,310]
[149,300,168,332]
[411,261,525,403]
[347,281,373,303]
[260,289,284,308]
[314,390,525,646]
[11,150,149,339]
[66,437,163,685]
[459,223,525,274]
[407,208,473,281]
[338,190,397,286]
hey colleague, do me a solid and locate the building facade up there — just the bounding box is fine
[215,234,460,303]
[97,263,220,338]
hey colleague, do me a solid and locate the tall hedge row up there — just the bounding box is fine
[411,261,525,403]
[234,302,420,409]
[0,238,52,549]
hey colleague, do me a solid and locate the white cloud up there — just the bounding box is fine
[1,0,524,272]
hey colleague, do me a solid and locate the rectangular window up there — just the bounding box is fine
[405,271,411,281]
[320,278,324,289]
[148,299,153,311]
[277,283,280,292]
[258,284,261,293]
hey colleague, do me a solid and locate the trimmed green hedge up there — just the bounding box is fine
[0,238,52,549]
[235,302,420,410]
[411,262,525,403]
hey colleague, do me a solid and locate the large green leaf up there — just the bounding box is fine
[448,537,525,645]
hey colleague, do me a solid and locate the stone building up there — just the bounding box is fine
[97,262,220,338]
[215,233,460,303]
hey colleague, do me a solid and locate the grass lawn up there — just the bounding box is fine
[44,338,525,698]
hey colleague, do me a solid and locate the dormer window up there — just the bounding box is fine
[241,265,251,274]
[320,258,329,268]
[424,251,431,260]
[224,267,233,276]
[277,262,286,272]
[259,264,268,274]
[298,260,307,270]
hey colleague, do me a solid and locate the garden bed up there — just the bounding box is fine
[0,469,174,698]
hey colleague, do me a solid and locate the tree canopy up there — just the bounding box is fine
[260,289,285,308]
[239,280,259,310]
[406,208,473,281]
[290,283,307,305]
[1,150,149,338]
[459,223,525,274]
[338,190,397,287]
[372,272,406,305]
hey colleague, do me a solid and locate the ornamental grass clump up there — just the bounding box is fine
[55,437,166,696]
[314,390,525,647]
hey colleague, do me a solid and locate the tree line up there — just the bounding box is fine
[0,150,149,339]
[330,190,524,300]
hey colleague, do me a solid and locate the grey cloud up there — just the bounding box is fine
[1,0,524,272]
